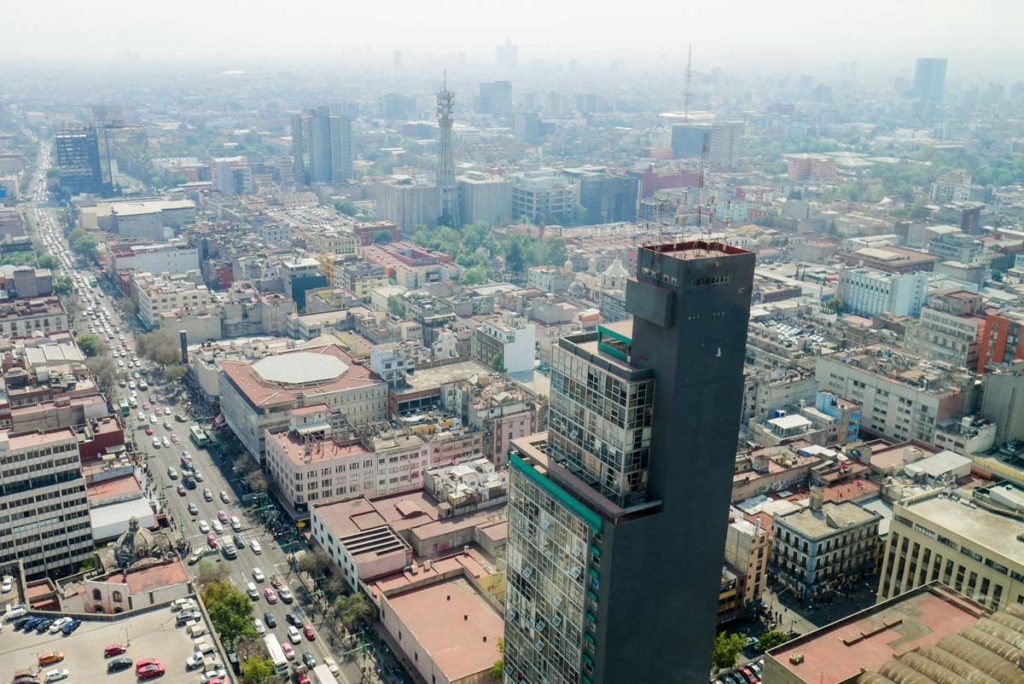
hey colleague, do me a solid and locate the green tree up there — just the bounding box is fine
[240,656,275,684]
[505,240,525,275]
[334,200,359,216]
[37,254,60,270]
[712,632,747,671]
[85,355,117,391]
[756,630,792,653]
[541,236,567,266]
[53,275,74,295]
[461,266,489,285]
[136,328,182,365]
[1,251,36,266]
[332,592,376,631]
[162,364,189,384]
[372,230,393,244]
[76,333,104,357]
[202,580,258,647]
[297,548,331,577]
[68,229,98,260]
[488,638,505,681]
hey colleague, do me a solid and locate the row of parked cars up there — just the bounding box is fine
[9,615,82,637]
[714,658,763,684]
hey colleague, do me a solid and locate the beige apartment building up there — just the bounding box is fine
[877,482,1024,611]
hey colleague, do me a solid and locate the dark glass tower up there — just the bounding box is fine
[505,241,756,683]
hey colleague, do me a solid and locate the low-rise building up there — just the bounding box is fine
[470,314,536,374]
[131,271,217,329]
[837,267,929,318]
[770,491,881,600]
[219,344,388,460]
[763,583,1023,684]
[110,240,200,276]
[0,297,68,337]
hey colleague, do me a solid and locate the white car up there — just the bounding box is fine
[212,520,223,533]
[149,414,158,424]
[201,669,227,684]
[230,516,241,531]
[220,491,230,504]
[253,618,265,635]
[250,540,262,554]
[164,407,172,415]
[44,670,69,683]
[252,568,265,582]
[48,617,71,633]
[198,520,210,534]
[194,470,204,482]
[288,625,302,643]
[152,437,161,448]
[323,657,340,675]
[1,575,12,593]
[162,436,170,448]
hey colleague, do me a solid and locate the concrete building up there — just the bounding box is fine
[980,360,1024,445]
[457,172,513,226]
[55,125,106,195]
[374,176,440,233]
[510,171,579,225]
[0,429,92,578]
[292,106,351,185]
[211,156,254,196]
[976,310,1024,372]
[763,583,1024,684]
[80,199,196,240]
[0,297,69,337]
[785,154,837,182]
[771,492,881,600]
[836,267,929,318]
[877,482,1024,611]
[110,241,200,276]
[219,344,388,461]
[131,272,217,329]
[504,241,756,683]
[470,314,536,374]
[913,57,948,101]
[362,241,451,289]
[903,306,983,369]
[479,80,512,117]
[724,511,771,611]
[816,347,967,443]
[929,170,971,203]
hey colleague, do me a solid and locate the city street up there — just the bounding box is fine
[26,153,380,684]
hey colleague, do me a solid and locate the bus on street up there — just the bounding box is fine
[189,425,210,447]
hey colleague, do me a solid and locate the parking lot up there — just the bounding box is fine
[0,607,203,683]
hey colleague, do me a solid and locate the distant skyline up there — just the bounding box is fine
[2,0,1022,82]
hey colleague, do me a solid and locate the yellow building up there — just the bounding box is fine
[877,482,1024,611]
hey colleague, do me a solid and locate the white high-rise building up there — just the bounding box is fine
[837,267,928,318]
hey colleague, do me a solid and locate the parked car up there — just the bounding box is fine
[264,588,278,604]
[253,618,265,635]
[137,663,165,681]
[60,618,81,635]
[278,586,293,603]
[107,657,133,673]
[48,617,71,633]
[43,668,69,683]
[35,618,54,633]
[2,574,14,593]
[38,652,64,666]
[252,568,265,582]
[247,582,259,600]
[104,644,128,658]
[206,534,218,549]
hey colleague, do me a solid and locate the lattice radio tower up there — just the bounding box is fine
[437,72,461,228]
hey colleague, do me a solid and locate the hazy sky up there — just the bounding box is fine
[3,0,1023,78]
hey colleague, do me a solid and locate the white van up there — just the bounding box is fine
[186,623,206,638]
[3,604,27,622]
[170,598,196,612]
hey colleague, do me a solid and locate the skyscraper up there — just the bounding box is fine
[479,81,513,117]
[496,39,519,69]
[912,58,948,101]
[291,106,353,186]
[55,125,107,195]
[504,240,756,683]
[436,76,460,228]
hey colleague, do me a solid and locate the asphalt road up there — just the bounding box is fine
[26,152,377,684]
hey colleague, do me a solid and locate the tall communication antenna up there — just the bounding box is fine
[436,71,461,228]
[683,44,693,122]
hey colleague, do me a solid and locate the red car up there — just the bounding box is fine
[206,533,218,549]
[303,624,316,641]
[103,644,127,658]
[135,658,159,673]
[264,588,278,604]
[138,663,165,681]
[145,427,154,436]
[282,642,295,660]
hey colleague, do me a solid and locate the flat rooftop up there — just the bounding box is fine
[220,344,381,408]
[768,584,985,683]
[776,501,879,539]
[385,576,503,682]
[0,596,207,684]
[392,359,493,397]
[271,432,370,466]
[904,493,1024,567]
[86,474,143,502]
